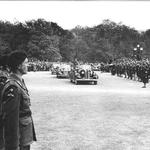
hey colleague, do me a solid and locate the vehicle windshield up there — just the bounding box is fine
[79,65,91,70]
[53,63,61,68]
[60,64,71,71]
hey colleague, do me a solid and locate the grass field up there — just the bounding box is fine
[24,72,150,150]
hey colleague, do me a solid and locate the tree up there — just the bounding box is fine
[0,37,11,55]
[27,33,62,61]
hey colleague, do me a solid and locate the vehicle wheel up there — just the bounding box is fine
[75,80,78,85]
[94,81,97,85]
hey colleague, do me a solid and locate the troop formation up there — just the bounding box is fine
[28,60,51,72]
[109,58,150,88]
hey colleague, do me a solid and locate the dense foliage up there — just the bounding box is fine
[0,19,150,62]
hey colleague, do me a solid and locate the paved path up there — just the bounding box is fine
[24,71,150,150]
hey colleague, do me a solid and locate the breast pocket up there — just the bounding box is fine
[20,116,32,126]
[21,91,31,107]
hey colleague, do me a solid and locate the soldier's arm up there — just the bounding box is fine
[3,85,20,150]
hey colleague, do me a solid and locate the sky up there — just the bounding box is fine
[0,1,150,31]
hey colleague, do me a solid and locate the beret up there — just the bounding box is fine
[0,54,8,67]
[8,51,27,68]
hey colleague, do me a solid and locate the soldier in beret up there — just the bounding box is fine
[1,51,36,150]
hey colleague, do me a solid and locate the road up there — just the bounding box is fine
[23,71,150,150]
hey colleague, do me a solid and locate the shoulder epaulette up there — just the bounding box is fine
[0,78,21,101]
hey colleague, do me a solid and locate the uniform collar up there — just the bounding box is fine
[10,73,28,92]
[10,73,23,86]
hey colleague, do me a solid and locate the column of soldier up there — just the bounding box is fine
[109,57,150,88]
[26,60,51,71]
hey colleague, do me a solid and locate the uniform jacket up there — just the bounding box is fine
[2,73,36,150]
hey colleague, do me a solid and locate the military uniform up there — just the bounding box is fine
[2,73,36,150]
[141,66,149,85]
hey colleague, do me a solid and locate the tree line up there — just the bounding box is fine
[0,18,150,63]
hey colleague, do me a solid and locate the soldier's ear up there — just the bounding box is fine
[18,64,22,70]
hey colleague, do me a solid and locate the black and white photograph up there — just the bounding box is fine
[0,1,150,150]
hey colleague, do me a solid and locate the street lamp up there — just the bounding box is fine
[133,44,143,60]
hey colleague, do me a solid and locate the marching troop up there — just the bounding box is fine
[109,58,150,88]
[28,61,51,72]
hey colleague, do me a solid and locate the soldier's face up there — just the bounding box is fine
[19,58,28,75]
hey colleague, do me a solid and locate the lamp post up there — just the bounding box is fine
[133,44,143,60]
